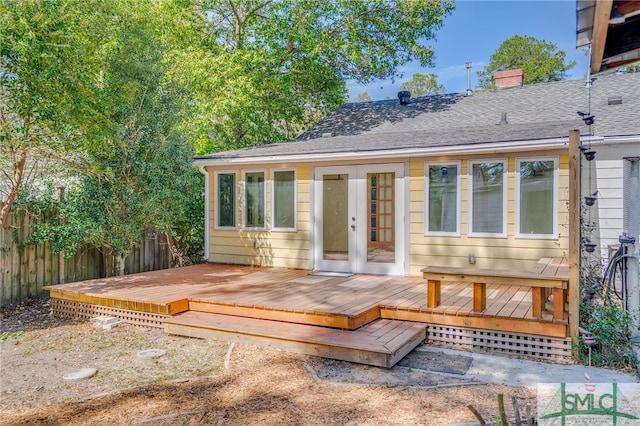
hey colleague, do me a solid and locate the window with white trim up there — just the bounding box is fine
[244,171,265,228]
[272,169,296,230]
[215,172,236,228]
[516,158,558,237]
[425,162,460,234]
[469,160,507,236]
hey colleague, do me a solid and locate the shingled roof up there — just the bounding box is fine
[195,72,639,163]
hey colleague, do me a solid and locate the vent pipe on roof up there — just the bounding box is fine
[499,112,508,125]
[465,62,473,96]
[398,90,411,105]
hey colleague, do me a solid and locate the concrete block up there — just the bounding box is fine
[91,316,121,330]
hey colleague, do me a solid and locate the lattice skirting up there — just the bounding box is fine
[51,298,168,328]
[427,324,573,363]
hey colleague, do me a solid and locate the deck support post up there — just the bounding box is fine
[568,129,581,348]
[531,287,543,318]
[427,279,441,308]
[553,288,566,322]
[473,282,486,312]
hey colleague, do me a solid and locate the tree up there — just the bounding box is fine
[23,0,203,274]
[399,73,446,97]
[357,91,372,102]
[477,35,576,89]
[626,63,640,73]
[4,0,456,273]
[0,0,110,228]
[172,0,455,154]
[612,63,640,74]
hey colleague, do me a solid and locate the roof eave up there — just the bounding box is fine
[193,135,609,167]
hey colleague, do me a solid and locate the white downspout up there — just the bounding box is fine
[198,165,210,261]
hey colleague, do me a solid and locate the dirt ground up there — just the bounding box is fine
[0,298,537,425]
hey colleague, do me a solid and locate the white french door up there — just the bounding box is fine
[313,164,405,275]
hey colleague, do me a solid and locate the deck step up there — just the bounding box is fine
[188,299,380,330]
[165,311,426,368]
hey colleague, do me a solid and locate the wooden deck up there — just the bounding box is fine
[46,262,572,366]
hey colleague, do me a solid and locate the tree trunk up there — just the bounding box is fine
[0,148,27,229]
[118,254,126,276]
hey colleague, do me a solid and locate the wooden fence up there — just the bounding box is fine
[1,206,171,306]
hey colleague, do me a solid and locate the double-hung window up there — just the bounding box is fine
[244,171,265,229]
[516,158,558,238]
[469,160,507,236]
[272,169,296,231]
[425,162,460,235]
[215,172,237,229]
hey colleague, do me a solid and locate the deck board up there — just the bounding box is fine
[497,288,529,318]
[484,286,520,317]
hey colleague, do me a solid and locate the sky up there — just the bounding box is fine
[347,0,589,101]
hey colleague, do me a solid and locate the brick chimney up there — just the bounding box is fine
[494,69,523,88]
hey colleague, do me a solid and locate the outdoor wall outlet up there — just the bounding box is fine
[253,240,259,249]
[468,254,476,264]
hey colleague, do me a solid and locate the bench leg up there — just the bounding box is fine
[553,288,565,321]
[427,279,441,308]
[532,287,544,318]
[473,282,486,312]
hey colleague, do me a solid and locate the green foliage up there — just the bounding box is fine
[168,169,205,266]
[578,212,637,370]
[0,331,24,341]
[357,91,372,102]
[0,0,110,226]
[624,63,640,73]
[31,135,195,258]
[202,0,454,83]
[477,35,576,89]
[0,0,108,142]
[578,288,637,369]
[23,0,203,265]
[168,47,347,154]
[399,73,446,97]
[5,0,456,270]
[172,0,455,153]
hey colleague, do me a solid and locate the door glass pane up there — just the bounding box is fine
[323,174,348,260]
[367,172,395,263]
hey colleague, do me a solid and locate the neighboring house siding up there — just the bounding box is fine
[590,159,625,260]
[407,152,569,276]
[208,166,311,269]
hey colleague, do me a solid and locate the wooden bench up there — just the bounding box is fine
[421,258,569,320]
